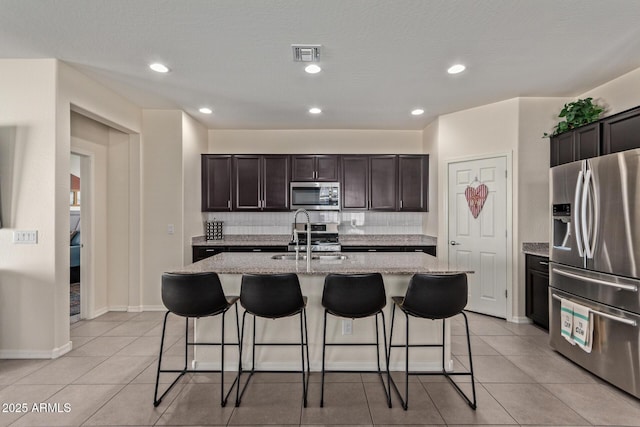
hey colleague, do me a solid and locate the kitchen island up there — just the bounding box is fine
[174,251,464,372]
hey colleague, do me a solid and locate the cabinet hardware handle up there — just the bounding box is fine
[227,200,231,209]
[539,261,549,265]
[400,200,403,209]
[252,249,262,252]
[368,249,377,252]
[205,249,216,252]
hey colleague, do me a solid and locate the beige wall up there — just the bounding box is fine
[182,113,208,266]
[580,67,640,115]
[0,59,60,357]
[421,119,439,236]
[429,98,520,319]
[0,59,142,357]
[142,110,184,308]
[209,129,422,154]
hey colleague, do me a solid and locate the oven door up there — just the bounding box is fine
[549,288,640,398]
[290,182,340,210]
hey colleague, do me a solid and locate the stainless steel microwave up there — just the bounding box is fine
[290,182,340,211]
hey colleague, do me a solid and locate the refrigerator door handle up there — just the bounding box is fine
[574,170,585,257]
[581,169,593,258]
[552,294,637,326]
[552,268,639,292]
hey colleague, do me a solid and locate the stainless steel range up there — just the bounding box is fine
[288,222,341,252]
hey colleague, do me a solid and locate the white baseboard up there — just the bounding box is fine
[140,305,166,312]
[87,307,109,319]
[127,305,143,313]
[510,316,533,324]
[0,341,72,359]
[108,305,129,312]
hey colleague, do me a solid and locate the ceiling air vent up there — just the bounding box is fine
[291,44,321,62]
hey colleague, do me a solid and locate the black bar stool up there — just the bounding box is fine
[153,272,239,407]
[235,273,310,407]
[388,273,476,410]
[320,273,391,408]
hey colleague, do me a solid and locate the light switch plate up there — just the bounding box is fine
[13,230,38,244]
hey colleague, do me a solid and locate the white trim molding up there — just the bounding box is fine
[0,341,72,359]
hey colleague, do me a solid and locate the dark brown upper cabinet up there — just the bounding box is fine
[550,123,600,167]
[369,155,397,211]
[341,155,369,210]
[291,155,339,181]
[398,155,429,211]
[201,155,233,211]
[234,155,289,211]
[602,106,640,155]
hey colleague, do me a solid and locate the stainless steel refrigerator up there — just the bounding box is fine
[550,148,640,398]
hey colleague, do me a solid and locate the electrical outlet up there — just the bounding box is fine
[13,230,38,244]
[342,319,353,335]
[167,224,174,235]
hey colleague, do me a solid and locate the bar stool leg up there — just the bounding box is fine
[154,312,188,407]
[235,310,249,407]
[320,310,328,407]
[404,313,409,410]
[379,311,392,408]
[299,309,309,407]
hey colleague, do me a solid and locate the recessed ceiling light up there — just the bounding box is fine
[199,107,212,114]
[149,62,170,73]
[309,107,322,114]
[447,64,466,74]
[411,109,425,116]
[304,64,322,74]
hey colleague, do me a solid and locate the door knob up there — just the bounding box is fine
[450,241,461,246]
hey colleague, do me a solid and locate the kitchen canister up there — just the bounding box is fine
[205,220,224,240]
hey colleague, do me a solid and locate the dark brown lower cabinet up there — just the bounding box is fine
[525,254,550,330]
[341,245,436,256]
[192,245,288,262]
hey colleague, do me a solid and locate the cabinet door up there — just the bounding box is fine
[602,107,640,155]
[262,155,290,210]
[526,255,550,329]
[291,155,316,181]
[201,155,232,211]
[192,246,224,262]
[341,156,368,210]
[369,155,397,210]
[316,155,339,181]
[398,155,428,211]
[550,132,574,167]
[234,155,261,210]
[574,123,600,160]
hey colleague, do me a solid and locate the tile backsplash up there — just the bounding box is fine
[203,212,424,235]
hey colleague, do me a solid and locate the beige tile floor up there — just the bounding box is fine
[1,310,640,426]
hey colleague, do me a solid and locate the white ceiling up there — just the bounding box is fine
[1,0,640,130]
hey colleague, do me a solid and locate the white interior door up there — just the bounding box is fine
[448,156,508,318]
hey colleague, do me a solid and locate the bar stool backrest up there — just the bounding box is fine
[241,273,304,318]
[402,273,468,319]
[322,273,386,318]
[162,272,229,318]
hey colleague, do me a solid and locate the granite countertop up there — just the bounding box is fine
[174,251,458,276]
[192,234,438,247]
[522,242,549,257]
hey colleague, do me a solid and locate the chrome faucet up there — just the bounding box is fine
[293,208,311,272]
